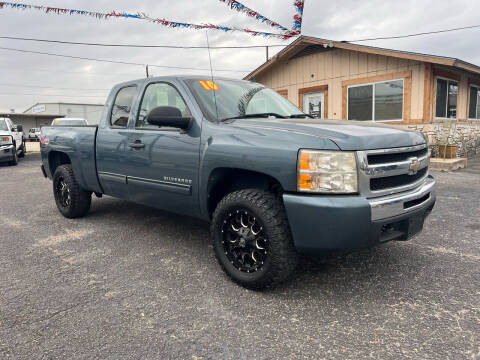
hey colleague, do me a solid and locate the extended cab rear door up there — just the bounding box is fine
[122,79,202,217]
[96,82,141,199]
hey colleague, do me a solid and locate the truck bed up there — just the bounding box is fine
[40,125,102,194]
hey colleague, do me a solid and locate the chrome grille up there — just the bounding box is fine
[357,144,430,198]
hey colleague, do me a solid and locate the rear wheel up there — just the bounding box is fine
[211,189,298,290]
[53,164,91,218]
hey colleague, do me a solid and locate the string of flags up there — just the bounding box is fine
[0,1,305,39]
[218,0,289,33]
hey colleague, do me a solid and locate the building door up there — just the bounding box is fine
[303,92,324,119]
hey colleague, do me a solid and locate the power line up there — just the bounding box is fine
[346,24,480,42]
[0,92,105,98]
[0,46,251,73]
[0,82,109,91]
[0,35,289,49]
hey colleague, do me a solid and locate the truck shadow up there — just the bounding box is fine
[86,196,427,299]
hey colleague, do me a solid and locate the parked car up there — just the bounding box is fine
[40,76,436,289]
[0,117,25,166]
[51,118,88,126]
[28,128,41,141]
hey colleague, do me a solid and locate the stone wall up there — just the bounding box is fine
[395,121,480,158]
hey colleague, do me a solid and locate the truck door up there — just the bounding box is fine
[96,85,138,199]
[123,81,201,216]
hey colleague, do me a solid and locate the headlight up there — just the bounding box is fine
[421,131,429,147]
[0,135,12,146]
[297,150,358,193]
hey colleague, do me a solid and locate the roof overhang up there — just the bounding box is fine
[244,35,480,80]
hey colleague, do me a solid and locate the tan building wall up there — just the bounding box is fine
[255,48,426,123]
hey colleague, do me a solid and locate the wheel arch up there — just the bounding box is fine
[48,151,72,176]
[205,167,283,218]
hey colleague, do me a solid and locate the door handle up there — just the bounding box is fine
[128,141,145,149]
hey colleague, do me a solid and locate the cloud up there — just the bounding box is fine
[0,0,479,112]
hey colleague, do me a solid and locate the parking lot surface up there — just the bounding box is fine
[1,154,479,359]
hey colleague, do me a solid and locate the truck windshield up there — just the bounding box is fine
[186,79,306,122]
[0,119,8,131]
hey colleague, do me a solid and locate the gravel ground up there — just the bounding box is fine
[0,154,479,359]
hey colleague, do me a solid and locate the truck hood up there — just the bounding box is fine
[228,118,425,151]
[0,130,11,137]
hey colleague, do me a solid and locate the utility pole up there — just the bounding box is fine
[266,46,269,61]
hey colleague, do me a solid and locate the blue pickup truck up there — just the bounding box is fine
[40,76,436,289]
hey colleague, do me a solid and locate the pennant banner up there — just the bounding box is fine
[218,0,289,32]
[0,1,304,39]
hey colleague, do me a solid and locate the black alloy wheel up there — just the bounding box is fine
[53,164,91,218]
[221,209,269,273]
[211,189,298,290]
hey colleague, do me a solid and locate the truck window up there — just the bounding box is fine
[136,83,191,129]
[0,119,8,131]
[111,86,137,127]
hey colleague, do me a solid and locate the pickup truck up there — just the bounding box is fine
[40,76,436,289]
[0,117,25,165]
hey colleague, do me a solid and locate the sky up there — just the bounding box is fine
[0,0,479,112]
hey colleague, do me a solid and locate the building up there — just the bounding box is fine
[245,36,480,157]
[23,102,104,125]
[1,102,105,136]
[0,112,65,135]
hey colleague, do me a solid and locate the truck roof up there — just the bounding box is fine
[113,75,252,89]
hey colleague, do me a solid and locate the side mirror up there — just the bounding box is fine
[146,106,191,130]
[16,125,23,132]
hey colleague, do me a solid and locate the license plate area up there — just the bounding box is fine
[402,214,425,240]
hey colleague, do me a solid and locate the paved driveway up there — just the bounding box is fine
[0,155,479,359]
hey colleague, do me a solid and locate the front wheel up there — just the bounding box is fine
[9,144,18,166]
[211,189,298,290]
[53,164,91,218]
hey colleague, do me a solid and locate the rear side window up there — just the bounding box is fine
[110,86,137,127]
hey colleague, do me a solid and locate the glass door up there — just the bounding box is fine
[303,92,324,119]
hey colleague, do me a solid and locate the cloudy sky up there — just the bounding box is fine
[0,0,479,112]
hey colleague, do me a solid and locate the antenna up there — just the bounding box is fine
[205,31,219,122]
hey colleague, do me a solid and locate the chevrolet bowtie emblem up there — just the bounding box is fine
[409,157,420,175]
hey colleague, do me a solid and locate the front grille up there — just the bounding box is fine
[367,148,428,165]
[357,144,430,198]
[370,168,428,191]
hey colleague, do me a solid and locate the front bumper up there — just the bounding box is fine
[283,175,436,253]
[0,144,14,162]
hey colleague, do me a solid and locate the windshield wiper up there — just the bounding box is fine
[220,113,287,122]
[288,114,313,119]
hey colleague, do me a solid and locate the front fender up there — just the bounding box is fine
[198,128,339,218]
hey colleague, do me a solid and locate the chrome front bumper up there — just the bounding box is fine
[369,176,436,221]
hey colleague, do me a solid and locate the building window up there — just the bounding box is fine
[435,78,458,119]
[469,85,480,120]
[348,79,403,121]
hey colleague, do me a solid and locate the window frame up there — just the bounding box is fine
[434,76,458,120]
[109,85,138,129]
[135,81,192,132]
[468,84,480,120]
[347,78,404,122]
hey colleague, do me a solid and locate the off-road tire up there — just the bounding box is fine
[18,141,25,158]
[211,189,298,290]
[9,143,18,166]
[53,164,91,218]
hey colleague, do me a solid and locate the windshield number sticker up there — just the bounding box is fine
[199,80,220,91]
